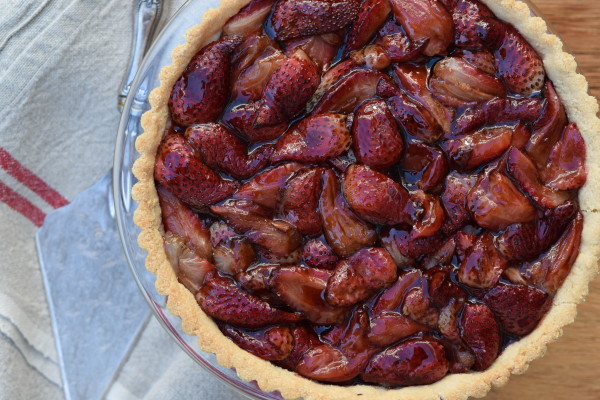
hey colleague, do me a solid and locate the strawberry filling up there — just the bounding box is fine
[155,0,587,387]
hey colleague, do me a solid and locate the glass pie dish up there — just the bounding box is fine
[113,0,584,398]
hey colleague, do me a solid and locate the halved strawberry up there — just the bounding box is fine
[390,0,453,56]
[380,228,445,260]
[457,232,507,289]
[455,48,496,75]
[222,103,287,143]
[169,36,242,126]
[400,141,449,191]
[271,0,360,41]
[220,324,294,361]
[440,126,513,170]
[223,0,277,36]
[446,0,495,49]
[377,31,428,63]
[212,237,256,275]
[419,238,457,270]
[236,264,279,294]
[197,272,301,328]
[271,113,351,163]
[372,270,423,315]
[280,167,324,235]
[483,283,551,336]
[362,338,450,385]
[326,247,397,307]
[233,162,303,209]
[402,286,440,327]
[176,246,216,294]
[283,32,343,72]
[542,123,587,190]
[459,302,500,370]
[277,325,322,370]
[424,265,467,308]
[303,239,339,270]
[411,191,446,239]
[342,165,411,226]
[368,311,427,346]
[441,171,478,235]
[344,0,392,56]
[319,169,377,257]
[154,132,239,209]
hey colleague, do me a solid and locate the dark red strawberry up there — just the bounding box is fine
[506,147,569,209]
[233,162,303,209]
[270,266,347,324]
[441,171,478,235]
[312,69,395,114]
[220,324,294,360]
[303,239,339,270]
[457,232,507,289]
[185,123,273,179]
[210,200,302,256]
[344,0,392,56]
[478,18,545,95]
[424,265,466,308]
[483,283,551,336]
[175,246,216,294]
[372,270,423,314]
[154,132,239,209]
[446,0,495,49]
[542,123,587,190]
[467,168,536,231]
[526,81,567,169]
[342,165,412,225]
[271,113,351,163]
[209,221,237,247]
[380,228,445,260]
[280,167,324,235]
[521,213,583,294]
[455,48,496,75]
[169,36,243,126]
[451,97,544,136]
[319,169,377,257]
[212,237,256,275]
[157,185,212,259]
[196,272,301,328]
[400,141,448,191]
[393,63,454,134]
[223,0,277,36]
[308,59,360,110]
[440,126,513,170]
[411,191,446,239]
[459,302,500,370]
[362,338,450,385]
[402,286,440,327]
[277,325,322,370]
[284,32,343,72]
[222,103,287,143]
[390,0,453,56]
[271,0,360,41]
[348,43,392,70]
[352,99,404,170]
[236,264,279,294]
[326,247,397,307]
[430,56,506,108]
[368,311,427,346]
[255,49,320,127]
[377,31,428,63]
[419,237,457,270]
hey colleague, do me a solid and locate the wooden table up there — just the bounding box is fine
[488,3,600,398]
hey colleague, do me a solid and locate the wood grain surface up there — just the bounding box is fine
[487,2,600,399]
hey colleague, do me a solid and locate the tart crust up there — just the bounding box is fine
[132,1,600,399]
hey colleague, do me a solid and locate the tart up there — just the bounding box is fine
[132,0,600,398]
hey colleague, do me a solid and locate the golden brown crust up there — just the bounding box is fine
[132,0,600,399]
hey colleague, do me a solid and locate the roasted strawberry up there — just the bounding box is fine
[467,168,536,231]
[377,32,428,63]
[308,59,360,110]
[441,126,513,170]
[185,123,273,179]
[284,32,343,72]
[411,191,446,239]
[400,141,449,191]
[271,0,360,41]
[255,49,320,127]
[455,48,496,75]
[196,272,301,328]
[506,147,569,209]
[483,283,551,336]
[402,286,440,327]
[362,338,450,385]
[222,103,287,143]
[220,324,294,361]
[478,18,545,95]
[441,172,478,235]
[352,99,404,170]
[277,325,322,370]
[430,56,506,108]
[303,239,339,270]
[157,185,212,259]
[271,113,351,163]
[542,123,587,190]
[424,265,466,307]
[237,264,279,294]
[451,97,544,136]
[223,0,277,35]
[210,200,302,256]
[349,44,393,70]
[154,133,239,209]
[169,36,242,126]
[457,232,507,289]
[313,69,395,114]
[368,311,427,346]
[390,0,453,57]
[372,270,423,314]
[280,167,324,235]
[270,266,347,324]
[526,81,567,168]
[213,237,256,275]
[459,302,500,370]
[319,169,377,257]
[176,246,216,294]
[209,221,237,247]
[326,248,397,307]
[521,213,583,293]
[344,0,392,56]
[381,228,445,260]
[393,63,454,134]
[419,238,457,270]
[233,162,303,209]
[342,165,411,225]
[259,246,303,265]
[446,0,495,49]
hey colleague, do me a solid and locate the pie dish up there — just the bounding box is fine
[131,0,600,398]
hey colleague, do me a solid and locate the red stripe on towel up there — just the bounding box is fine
[0,180,46,226]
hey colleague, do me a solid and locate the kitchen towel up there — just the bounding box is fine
[0,1,243,399]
